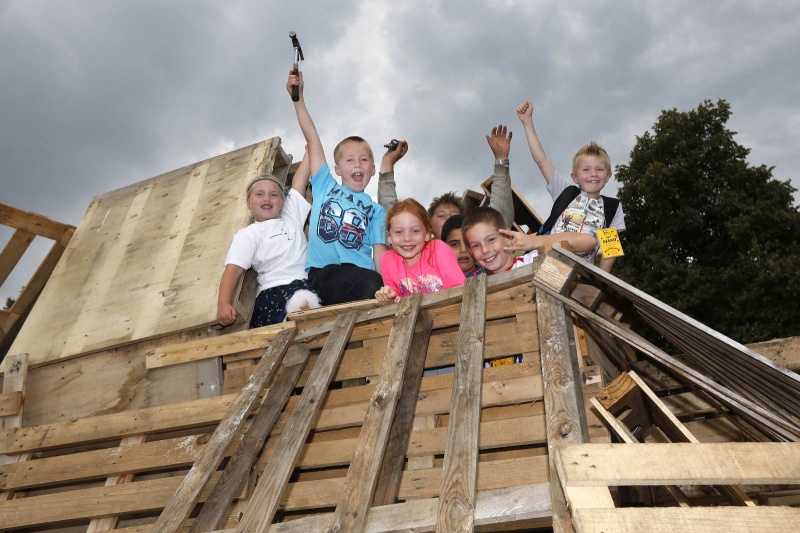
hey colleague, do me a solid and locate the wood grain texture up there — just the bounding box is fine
[190,344,310,533]
[236,311,357,533]
[331,294,422,532]
[536,287,588,533]
[7,139,289,367]
[436,275,487,532]
[152,327,296,532]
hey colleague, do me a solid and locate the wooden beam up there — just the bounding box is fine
[332,294,421,531]
[0,392,22,417]
[436,275,487,532]
[573,507,800,533]
[372,309,433,505]
[0,353,29,503]
[152,327,296,532]
[536,287,589,533]
[0,228,35,287]
[190,344,310,533]
[0,203,74,241]
[236,311,357,532]
[557,442,800,486]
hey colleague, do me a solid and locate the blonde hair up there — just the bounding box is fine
[571,141,611,175]
[333,136,374,164]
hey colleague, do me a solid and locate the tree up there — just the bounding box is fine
[615,99,800,344]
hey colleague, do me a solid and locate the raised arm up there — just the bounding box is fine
[287,70,326,176]
[291,148,311,196]
[517,100,556,183]
[485,124,514,229]
[377,140,408,212]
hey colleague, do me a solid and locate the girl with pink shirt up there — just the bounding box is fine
[375,199,465,302]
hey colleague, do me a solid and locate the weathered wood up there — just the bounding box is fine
[332,294,422,531]
[152,327,296,532]
[437,275,487,532]
[236,311,357,532]
[86,435,148,532]
[229,483,552,533]
[573,507,800,533]
[557,442,800,486]
[190,344,310,533]
[0,203,74,241]
[536,287,587,533]
[146,322,295,369]
[0,228,35,287]
[747,336,800,371]
[372,309,433,505]
[0,391,21,417]
[0,353,29,505]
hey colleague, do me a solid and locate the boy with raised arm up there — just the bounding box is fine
[503,100,625,272]
[287,70,387,305]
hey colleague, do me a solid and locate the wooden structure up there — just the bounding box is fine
[1,138,800,532]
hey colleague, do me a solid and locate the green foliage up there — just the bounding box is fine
[3,297,13,311]
[615,99,800,344]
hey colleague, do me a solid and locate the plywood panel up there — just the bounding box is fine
[8,138,290,367]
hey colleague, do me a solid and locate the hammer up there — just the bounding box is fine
[289,31,304,102]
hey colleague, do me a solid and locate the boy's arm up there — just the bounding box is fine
[377,140,408,212]
[499,228,597,255]
[485,124,514,228]
[217,264,246,327]
[291,148,311,195]
[372,243,388,274]
[287,70,326,176]
[517,100,556,183]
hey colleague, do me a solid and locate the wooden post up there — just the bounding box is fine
[332,294,422,531]
[0,353,30,501]
[436,275,487,532]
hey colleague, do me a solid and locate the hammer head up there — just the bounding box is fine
[289,31,304,61]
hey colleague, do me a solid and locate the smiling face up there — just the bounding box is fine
[387,211,431,266]
[464,221,514,273]
[246,179,284,222]
[444,227,476,274]
[571,154,611,199]
[431,203,462,239]
[335,140,375,193]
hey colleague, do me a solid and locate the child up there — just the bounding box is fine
[217,156,320,328]
[375,199,465,302]
[441,214,483,277]
[462,207,537,275]
[503,100,625,272]
[377,125,516,238]
[287,70,388,305]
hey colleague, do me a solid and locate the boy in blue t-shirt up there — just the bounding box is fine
[287,70,388,305]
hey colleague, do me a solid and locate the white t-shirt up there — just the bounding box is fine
[224,189,311,292]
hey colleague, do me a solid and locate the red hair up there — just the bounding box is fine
[386,199,435,265]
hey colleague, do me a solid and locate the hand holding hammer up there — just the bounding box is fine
[289,31,304,102]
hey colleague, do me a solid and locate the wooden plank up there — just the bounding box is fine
[146,322,295,369]
[436,274,487,532]
[0,228,35,286]
[236,311,357,532]
[7,140,276,367]
[372,309,433,505]
[235,483,552,533]
[0,203,73,241]
[190,344,310,533]
[573,507,800,533]
[747,336,800,371]
[534,255,576,295]
[86,435,148,532]
[0,391,21,417]
[557,442,800,486]
[0,353,29,504]
[152,327,296,532]
[536,287,588,533]
[332,294,421,531]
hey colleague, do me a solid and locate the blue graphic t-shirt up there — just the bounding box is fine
[306,163,387,271]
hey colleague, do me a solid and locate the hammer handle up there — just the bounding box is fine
[291,65,300,102]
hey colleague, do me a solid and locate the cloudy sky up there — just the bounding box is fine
[2,0,799,304]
